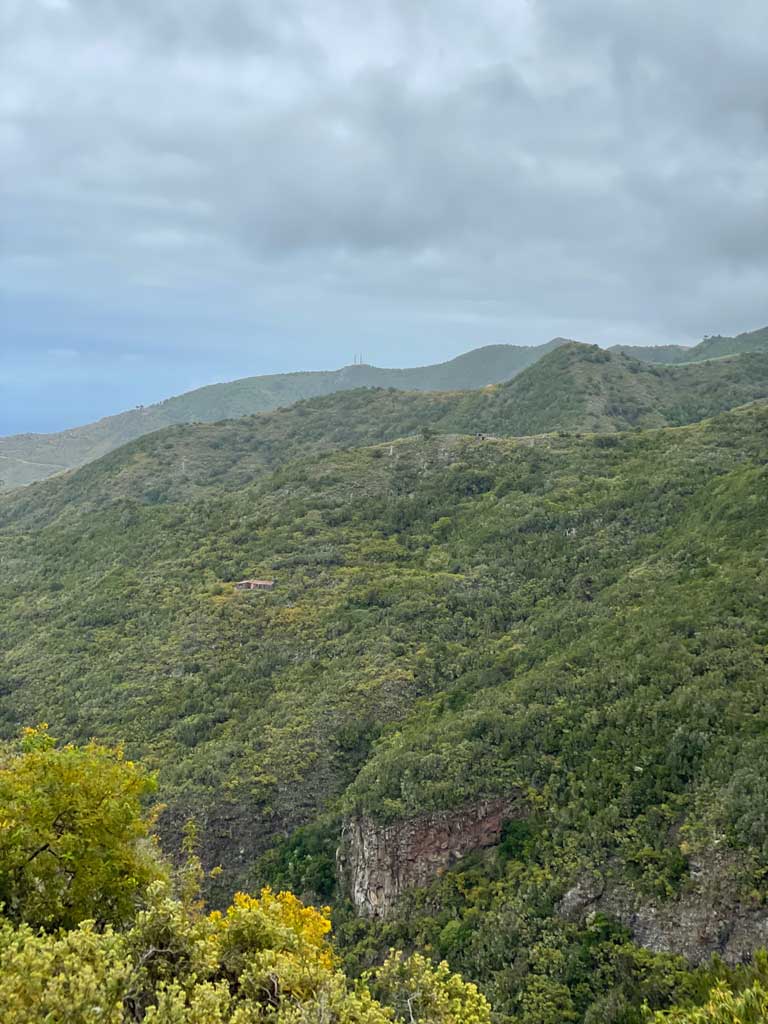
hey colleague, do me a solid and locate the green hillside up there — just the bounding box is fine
[0,389,459,529]
[0,340,564,491]
[1,387,767,1019]
[610,324,768,364]
[5,344,768,531]
[448,344,768,434]
[3,326,765,491]
[690,325,768,360]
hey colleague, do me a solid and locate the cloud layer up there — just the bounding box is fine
[2,0,767,431]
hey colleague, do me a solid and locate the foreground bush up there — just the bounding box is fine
[0,883,495,1022]
[367,949,492,1024]
[0,730,490,1022]
[0,885,387,1022]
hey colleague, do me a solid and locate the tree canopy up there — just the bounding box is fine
[0,726,164,931]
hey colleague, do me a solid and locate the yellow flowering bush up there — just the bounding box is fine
[367,949,493,1024]
[648,980,768,1023]
[0,917,130,1024]
[0,887,393,1023]
[0,731,489,1023]
[216,889,334,972]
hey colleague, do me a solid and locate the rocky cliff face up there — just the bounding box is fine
[338,799,768,966]
[337,795,525,917]
[558,849,768,964]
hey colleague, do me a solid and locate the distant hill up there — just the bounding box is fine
[5,343,768,530]
[609,324,768,363]
[2,326,765,491]
[0,340,565,490]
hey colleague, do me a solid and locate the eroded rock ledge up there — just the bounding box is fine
[337,795,526,917]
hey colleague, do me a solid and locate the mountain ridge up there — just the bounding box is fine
[0,339,565,490]
[4,342,768,531]
[608,324,768,363]
[3,324,765,490]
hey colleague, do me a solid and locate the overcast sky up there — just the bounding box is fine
[1,0,767,433]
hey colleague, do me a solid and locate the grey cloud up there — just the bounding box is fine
[1,0,767,433]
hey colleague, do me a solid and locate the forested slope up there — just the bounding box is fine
[446,344,768,434]
[1,394,767,1018]
[610,324,768,364]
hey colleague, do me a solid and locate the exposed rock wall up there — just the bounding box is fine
[338,798,768,964]
[557,849,768,965]
[338,795,525,917]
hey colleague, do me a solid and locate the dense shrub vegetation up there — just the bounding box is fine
[2,733,767,1022]
[1,360,767,1020]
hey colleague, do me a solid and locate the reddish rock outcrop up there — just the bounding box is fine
[337,795,526,917]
